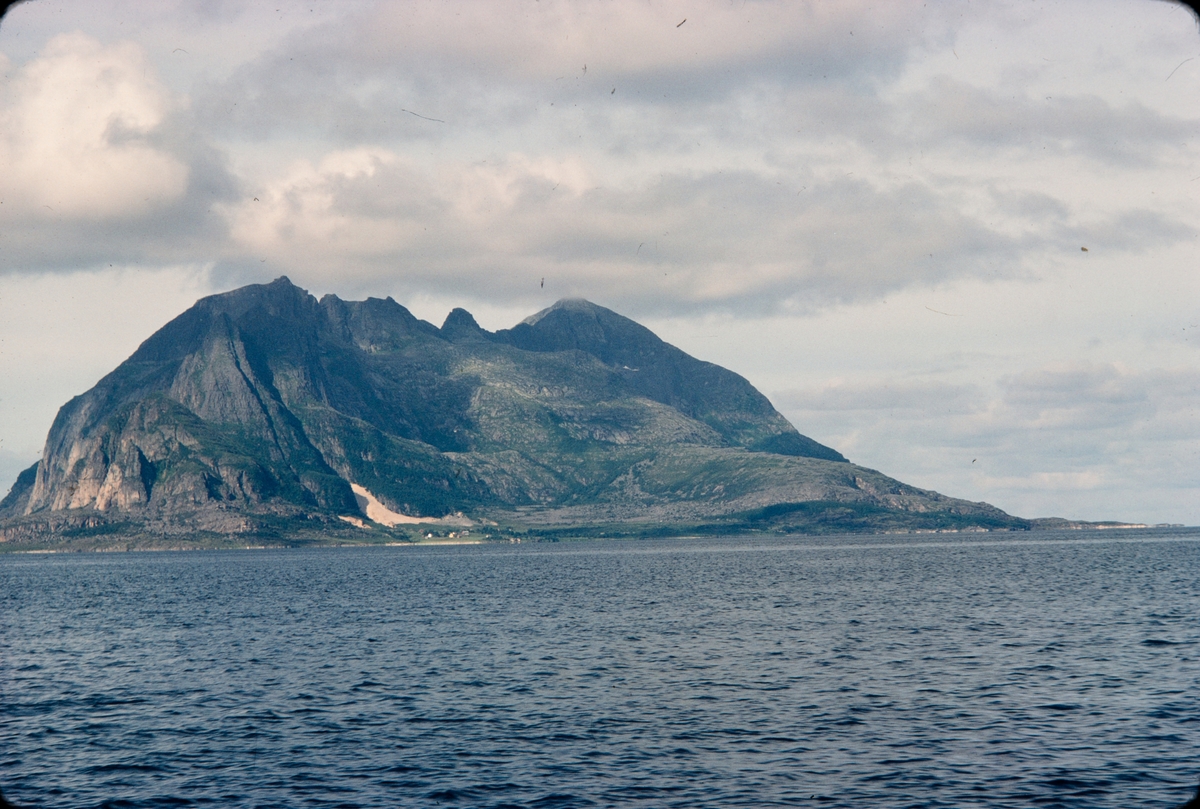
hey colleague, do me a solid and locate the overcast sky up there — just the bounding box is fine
[1,0,1197,524]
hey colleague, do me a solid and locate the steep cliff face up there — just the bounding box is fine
[3,277,1025,540]
[24,280,359,529]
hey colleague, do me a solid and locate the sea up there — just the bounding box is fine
[1,529,1198,809]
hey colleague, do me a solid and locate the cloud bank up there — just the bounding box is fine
[3,1,1194,312]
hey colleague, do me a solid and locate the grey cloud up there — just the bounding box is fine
[165,0,1198,321]
[187,0,932,145]
[1078,209,1196,253]
[190,4,1169,167]
[987,189,1072,224]
[179,0,254,25]
[780,364,1200,453]
[212,149,1031,318]
[0,133,239,274]
[18,0,1170,315]
[191,55,444,144]
[1003,365,1137,407]
[897,77,1198,166]
[773,363,1200,521]
[773,380,984,416]
[1000,363,1200,433]
[984,190,1193,257]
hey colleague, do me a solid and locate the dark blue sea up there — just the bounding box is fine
[2,530,1198,808]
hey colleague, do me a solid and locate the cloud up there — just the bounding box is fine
[999,363,1200,437]
[384,0,905,73]
[214,123,1193,316]
[894,77,1198,167]
[0,32,187,219]
[6,1,1191,316]
[775,380,983,416]
[0,31,237,273]
[200,0,928,135]
[217,144,1034,315]
[178,0,1195,316]
[774,363,1200,522]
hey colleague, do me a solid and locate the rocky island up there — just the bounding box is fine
[0,277,1029,549]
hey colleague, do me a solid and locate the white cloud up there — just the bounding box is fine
[227,148,428,263]
[0,33,188,220]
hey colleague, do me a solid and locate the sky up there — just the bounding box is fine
[0,0,1197,525]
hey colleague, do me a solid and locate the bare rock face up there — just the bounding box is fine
[2,277,1027,541]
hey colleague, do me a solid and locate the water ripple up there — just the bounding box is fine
[1,530,1198,807]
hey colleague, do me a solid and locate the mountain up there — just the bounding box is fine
[0,278,1027,547]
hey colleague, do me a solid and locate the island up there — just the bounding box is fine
[1,277,1035,550]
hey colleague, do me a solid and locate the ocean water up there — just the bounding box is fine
[1,530,1198,809]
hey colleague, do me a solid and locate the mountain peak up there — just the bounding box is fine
[508,299,650,355]
[521,298,608,327]
[441,308,488,341]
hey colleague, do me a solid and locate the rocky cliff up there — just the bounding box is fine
[0,278,1026,545]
